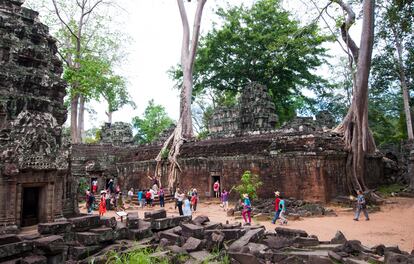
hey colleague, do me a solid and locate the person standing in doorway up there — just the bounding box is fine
[354,190,370,221]
[92,179,98,194]
[271,191,281,224]
[213,180,220,198]
[159,188,165,208]
[241,193,252,226]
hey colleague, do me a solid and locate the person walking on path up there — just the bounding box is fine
[221,189,229,211]
[241,193,252,226]
[354,190,370,221]
[278,196,288,225]
[271,191,281,224]
[191,189,198,213]
[213,181,220,198]
[159,188,165,208]
[99,190,107,216]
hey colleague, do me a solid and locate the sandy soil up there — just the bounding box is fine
[80,196,414,252]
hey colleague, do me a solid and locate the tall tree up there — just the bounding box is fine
[155,0,207,190]
[332,0,376,193]
[170,0,331,124]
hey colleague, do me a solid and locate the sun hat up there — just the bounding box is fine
[101,190,106,194]
[275,191,280,196]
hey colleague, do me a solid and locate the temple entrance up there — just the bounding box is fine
[211,176,221,197]
[21,187,39,227]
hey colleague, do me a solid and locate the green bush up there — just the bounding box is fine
[104,248,169,264]
[234,171,263,200]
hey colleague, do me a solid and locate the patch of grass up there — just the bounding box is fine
[104,248,169,264]
[377,184,405,196]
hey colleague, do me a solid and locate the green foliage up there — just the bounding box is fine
[170,0,331,124]
[377,184,405,197]
[104,248,169,264]
[84,127,101,144]
[132,100,174,144]
[78,177,89,195]
[161,148,170,160]
[234,171,263,200]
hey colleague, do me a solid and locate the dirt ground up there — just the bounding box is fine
[80,196,414,252]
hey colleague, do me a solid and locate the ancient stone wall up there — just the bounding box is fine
[0,0,73,231]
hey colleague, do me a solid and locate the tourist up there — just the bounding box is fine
[117,192,125,211]
[92,179,98,194]
[128,188,134,203]
[105,191,111,210]
[159,188,165,208]
[191,189,198,213]
[271,191,281,224]
[174,188,181,210]
[87,191,95,214]
[278,196,288,225]
[108,179,114,194]
[213,180,220,198]
[354,190,369,221]
[177,191,185,216]
[183,196,192,216]
[99,190,107,216]
[145,189,152,208]
[115,184,121,194]
[85,189,91,213]
[149,188,156,207]
[137,189,144,208]
[241,193,252,226]
[221,189,229,211]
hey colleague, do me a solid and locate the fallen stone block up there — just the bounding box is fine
[114,222,128,240]
[202,221,222,230]
[68,245,103,260]
[263,236,293,249]
[151,215,192,230]
[166,245,187,255]
[334,240,364,254]
[76,232,100,246]
[38,222,72,235]
[0,234,22,246]
[293,236,319,247]
[229,252,260,264]
[159,232,182,245]
[385,251,414,264]
[33,235,65,254]
[192,215,210,225]
[181,223,204,239]
[127,214,139,229]
[128,221,153,241]
[222,222,241,229]
[205,228,246,241]
[328,251,343,262]
[228,228,265,252]
[331,230,347,244]
[208,231,225,251]
[182,237,204,252]
[371,244,385,256]
[21,255,47,264]
[99,216,117,229]
[68,215,100,231]
[45,253,64,264]
[89,227,114,242]
[246,242,269,256]
[275,227,308,238]
[189,250,212,262]
[144,209,166,220]
[308,255,333,264]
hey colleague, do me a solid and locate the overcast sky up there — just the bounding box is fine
[27,0,361,131]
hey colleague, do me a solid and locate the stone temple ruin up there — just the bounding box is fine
[0,0,75,231]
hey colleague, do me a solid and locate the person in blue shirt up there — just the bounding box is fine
[137,190,144,208]
[354,190,369,221]
[278,196,288,225]
[241,193,252,226]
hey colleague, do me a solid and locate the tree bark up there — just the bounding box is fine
[333,0,376,193]
[393,28,414,140]
[77,94,85,143]
[107,110,112,124]
[70,94,79,144]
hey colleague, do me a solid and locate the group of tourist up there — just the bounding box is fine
[136,185,165,208]
[95,179,125,216]
[174,188,198,216]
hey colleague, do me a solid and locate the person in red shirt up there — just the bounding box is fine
[271,191,281,224]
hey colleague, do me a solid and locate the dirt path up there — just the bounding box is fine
[81,197,414,252]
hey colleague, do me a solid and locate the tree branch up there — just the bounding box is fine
[52,0,79,40]
[177,0,190,67]
[189,0,207,71]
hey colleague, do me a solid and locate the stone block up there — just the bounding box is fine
[182,237,204,252]
[222,222,241,229]
[181,223,205,239]
[144,209,166,220]
[229,252,260,264]
[275,227,308,238]
[202,221,222,230]
[331,230,347,244]
[293,236,319,247]
[69,245,103,260]
[246,242,269,256]
[127,215,139,229]
[33,235,65,254]
[21,255,47,264]
[76,232,100,246]
[205,231,225,251]
[128,221,153,241]
[0,234,21,246]
[38,222,72,235]
[152,215,192,230]
[89,227,114,242]
[68,215,100,231]
[192,215,210,225]
[166,245,187,255]
[205,228,246,241]
[189,250,212,262]
[228,228,265,252]
[99,216,117,229]
[0,241,32,259]
[114,222,128,240]
[384,251,414,264]
[159,231,182,246]
[263,236,293,249]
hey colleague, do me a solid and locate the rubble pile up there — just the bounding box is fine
[0,210,411,263]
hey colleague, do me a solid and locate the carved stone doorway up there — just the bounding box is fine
[21,185,47,227]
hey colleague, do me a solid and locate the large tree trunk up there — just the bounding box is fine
[333,0,376,193]
[77,94,85,143]
[70,94,79,144]
[155,0,207,191]
[393,29,414,140]
[107,110,112,124]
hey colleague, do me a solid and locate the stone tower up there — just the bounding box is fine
[0,0,74,231]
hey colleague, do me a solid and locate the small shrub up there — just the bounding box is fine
[234,170,263,200]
